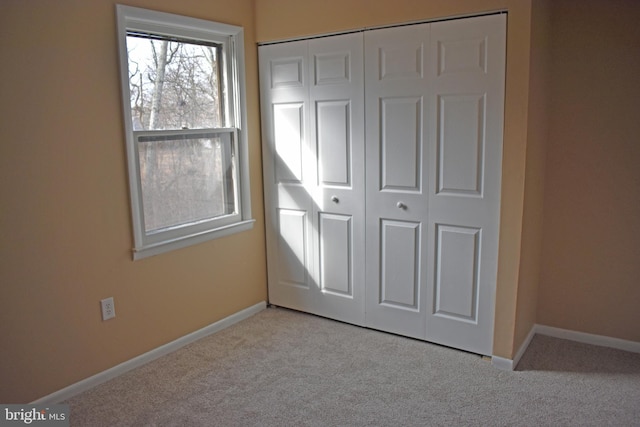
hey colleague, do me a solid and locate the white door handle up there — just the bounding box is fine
[331,196,339,203]
[397,201,406,209]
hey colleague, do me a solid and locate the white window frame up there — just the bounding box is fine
[116,5,253,260]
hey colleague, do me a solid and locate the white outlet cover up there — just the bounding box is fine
[101,297,116,321]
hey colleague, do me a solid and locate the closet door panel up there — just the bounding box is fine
[260,33,365,325]
[380,97,422,190]
[434,224,481,321]
[364,23,431,339]
[379,220,421,310]
[273,102,305,183]
[309,32,366,325]
[426,14,506,355]
[437,94,484,195]
[277,208,310,288]
[319,213,353,296]
[316,100,351,186]
[260,41,317,310]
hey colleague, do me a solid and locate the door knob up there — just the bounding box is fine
[331,195,339,203]
[397,201,406,210]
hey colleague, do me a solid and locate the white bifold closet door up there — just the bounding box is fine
[365,15,506,355]
[259,33,366,325]
[260,14,505,355]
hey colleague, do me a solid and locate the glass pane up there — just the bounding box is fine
[126,34,224,130]
[137,134,236,233]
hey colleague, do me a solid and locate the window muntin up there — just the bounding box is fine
[116,5,253,259]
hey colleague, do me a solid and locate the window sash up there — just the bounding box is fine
[126,33,228,131]
[133,128,241,246]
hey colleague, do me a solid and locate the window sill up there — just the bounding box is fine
[132,219,255,260]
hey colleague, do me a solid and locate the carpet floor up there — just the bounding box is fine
[65,306,640,426]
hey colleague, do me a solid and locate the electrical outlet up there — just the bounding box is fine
[101,297,116,321]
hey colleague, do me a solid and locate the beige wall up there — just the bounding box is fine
[538,0,640,341]
[255,0,537,359]
[0,0,266,403]
[513,0,550,352]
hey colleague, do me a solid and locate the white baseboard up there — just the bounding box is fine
[492,323,640,371]
[492,324,536,371]
[32,301,266,404]
[490,355,513,370]
[535,324,640,354]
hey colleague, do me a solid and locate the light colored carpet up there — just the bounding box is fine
[65,306,640,426]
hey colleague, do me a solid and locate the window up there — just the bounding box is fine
[116,5,253,259]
